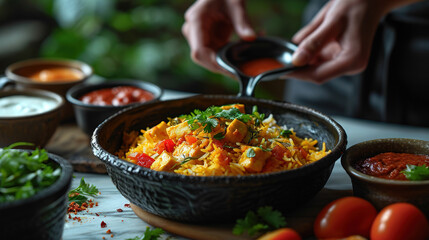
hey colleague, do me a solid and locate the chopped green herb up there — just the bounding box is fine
[213,132,225,140]
[233,206,286,237]
[0,142,61,203]
[402,164,429,181]
[280,130,292,138]
[246,148,256,158]
[252,106,265,126]
[68,177,99,205]
[126,226,164,240]
[180,105,261,133]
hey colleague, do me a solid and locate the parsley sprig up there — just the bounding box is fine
[68,177,99,205]
[402,164,429,181]
[126,227,164,240]
[233,206,287,237]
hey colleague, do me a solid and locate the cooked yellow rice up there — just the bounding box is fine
[118,104,330,176]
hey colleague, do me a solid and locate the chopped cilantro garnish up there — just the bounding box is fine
[280,130,292,138]
[402,164,429,181]
[233,206,287,237]
[180,105,261,133]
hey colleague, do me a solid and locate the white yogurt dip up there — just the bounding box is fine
[0,95,58,117]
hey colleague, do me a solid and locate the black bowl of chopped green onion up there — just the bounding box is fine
[0,142,73,240]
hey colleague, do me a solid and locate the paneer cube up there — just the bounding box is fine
[143,121,169,143]
[174,142,204,159]
[239,147,272,173]
[220,103,245,113]
[150,152,177,171]
[224,119,248,143]
[166,121,192,139]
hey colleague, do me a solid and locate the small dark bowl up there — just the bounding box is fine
[66,80,163,135]
[0,89,64,148]
[0,150,73,240]
[91,95,347,223]
[341,138,429,216]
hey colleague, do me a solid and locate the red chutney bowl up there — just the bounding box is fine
[66,80,162,135]
[341,138,429,217]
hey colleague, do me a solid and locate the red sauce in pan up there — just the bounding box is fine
[80,86,154,106]
[353,152,429,180]
[239,58,284,76]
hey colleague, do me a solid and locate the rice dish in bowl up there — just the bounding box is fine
[118,103,330,176]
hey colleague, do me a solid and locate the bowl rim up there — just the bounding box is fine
[91,94,347,183]
[0,150,73,210]
[341,138,429,185]
[5,58,93,85]
[0,89,64,120]
[66,79,163,109]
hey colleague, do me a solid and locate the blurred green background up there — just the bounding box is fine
[0,0,306,99]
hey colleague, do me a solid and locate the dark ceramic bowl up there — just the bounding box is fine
[341,138,429,216]
[3,58,93,121]
[91,95,347,223]
[0,150,73,240]
[0,89,64,148]
[66,80,163,135]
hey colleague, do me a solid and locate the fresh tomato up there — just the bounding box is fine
[314,196,377,239]
[257,228,302,240]
[129,153,155,168]
[154,139,176,154]
[371,203,429,240]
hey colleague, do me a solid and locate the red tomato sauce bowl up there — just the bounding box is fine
[341,138,429,217]
[66,80,162,135]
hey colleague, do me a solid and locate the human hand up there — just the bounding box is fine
[182,0,256,75]
[288,0,408,83]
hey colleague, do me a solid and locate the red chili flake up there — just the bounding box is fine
[110,234,114,238]
[124,203,131,208]
[95,213,100,216]
[106,229,111,234]
[68,214,71,219]
[103,237,106,240]
[116,208,123,212]
[101,221,107,228]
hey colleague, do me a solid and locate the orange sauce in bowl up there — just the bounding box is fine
[239,58,284,76]
[28,67,84,82]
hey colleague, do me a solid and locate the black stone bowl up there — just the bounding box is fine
[0,150,73,239]
[91,95,347,223]
[66,79,163,135]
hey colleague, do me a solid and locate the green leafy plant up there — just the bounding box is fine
[0,142,61,203]
[68,177,99,205]
[402,165,429,181]
[233,206,287,237]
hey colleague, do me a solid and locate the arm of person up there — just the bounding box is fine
[288,0,423,83]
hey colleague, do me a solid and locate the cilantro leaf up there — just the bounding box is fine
[280,130,292,138]
[68,177,99,205]
[126,227,164,240]
[257,206,287,229]
[233,206,286,237]
[402,164,429,181]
